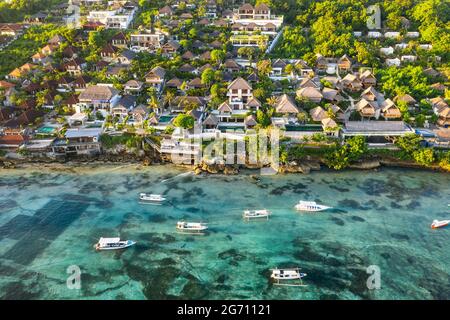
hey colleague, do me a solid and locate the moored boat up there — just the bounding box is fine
[94,237,136,251]
[243,209,270,220]
[270,268,308,286]
[431,220,450,229]
[139,193,166,203]
[176,221,208,234]
[295,200,332,212]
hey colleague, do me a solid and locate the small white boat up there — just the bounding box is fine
[295,200,332,212]
[139,193,166,203]
[431,220,450,229]
[94,237,136,251]
[176,221,208,234]
[270,268,307,287]
[243,209,270,220]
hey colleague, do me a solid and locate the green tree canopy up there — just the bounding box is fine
[173,114,195,129]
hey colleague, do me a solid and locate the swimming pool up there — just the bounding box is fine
[36,126,58,135]
[285,124,323,132]
[158,116,174,123]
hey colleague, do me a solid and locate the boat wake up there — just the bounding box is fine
[160,171,193,183]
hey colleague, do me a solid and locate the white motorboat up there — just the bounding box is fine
[295,200,332,212]
[139,193,166,203]
[270,268,307,286]
[94,237,136,251]
[431,220,450,229]
[243,209,270,220]
[176,221,208,234]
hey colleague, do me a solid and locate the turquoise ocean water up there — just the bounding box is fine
[0,165,449,300]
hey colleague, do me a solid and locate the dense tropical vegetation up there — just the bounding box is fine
[0,0,66,23]
[270,0,449,64]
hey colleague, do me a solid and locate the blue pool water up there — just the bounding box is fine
[36,126,57,135]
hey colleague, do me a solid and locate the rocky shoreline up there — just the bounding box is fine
[190,156,447,175]
[0,154,447,174]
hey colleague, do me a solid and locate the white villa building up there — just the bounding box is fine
[76,84,121,117]
[230,3,283,48]
[130,31,165,51]
[211,77,261,130]
[87,6,136,29]
[232,3,283,28]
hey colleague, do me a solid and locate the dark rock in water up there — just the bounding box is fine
[229,260,239,266]
[218,249,246,261]
[158,258,177,266]
[148,214,167,223]
[329,185,350,193]
[258,268,272,279]
[320,294,340,300]
[390,202,402,209]
[81,272,110,297]
[0,264,18,276]
[406,257,415,265]
[348,267,371,299]
[186,207,199,213]
[170,249,191,255]
[390,233,409,241]
[215,284,232,291]
[406,200,420,210]
[331,209,348,214]
[348,253,365,266]
[114,250,125,260]
[365,200,379,209]
[351,216,365,222]
[418,275,450,300]
[226,235,232,241]
[251,257,266,266]
[293,247,324,262]
[1,281,41,300]
[269,187,285,195]
[338,199,362,210]
[142,266,182,299]
[381,252,391,260]
[330,217,345,226]
[180,278,209,299]
[358,178,387,196]
[216,274,228,284]
[292,237,308,247]
[292,182,307,190]
[304,270,348,292]
[326,257,344,267]
[0,199,18,211]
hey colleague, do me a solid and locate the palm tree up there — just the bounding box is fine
[163,90,175,108]
[148,95,159,114]
[266,96,278,108]
[297,112,308,124]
